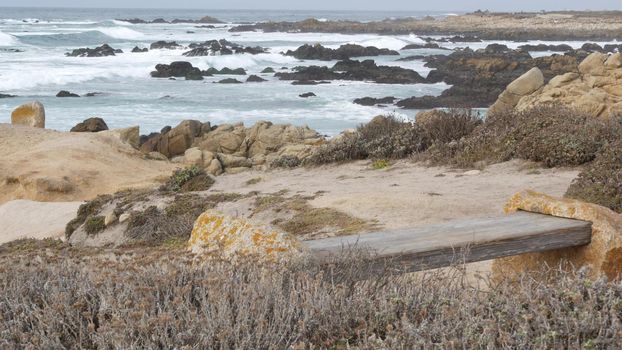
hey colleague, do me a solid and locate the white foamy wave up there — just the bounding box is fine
[95,27,145,40]
[193,53,298,70]
[349,37,413,51]
[0,31,18,46]
[407,34,427,44]
[0,59,150,91]
[111,20,134,26]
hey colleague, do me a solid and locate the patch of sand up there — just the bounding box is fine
[0,200,82,244]
[211,159,578,231]
[0,124,176,204]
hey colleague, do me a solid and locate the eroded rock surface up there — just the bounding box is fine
[492,190,622,281]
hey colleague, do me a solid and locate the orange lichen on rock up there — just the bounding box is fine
[188,210,303,262]
[11,101,45,128]
[492,190,622,280]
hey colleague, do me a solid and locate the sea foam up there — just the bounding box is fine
[0,31,18,46]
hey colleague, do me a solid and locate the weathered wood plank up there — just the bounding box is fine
[303,211,592,273]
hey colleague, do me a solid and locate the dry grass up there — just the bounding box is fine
[251,193,376,239]
[125,193,244,244]
[0,242,620,349]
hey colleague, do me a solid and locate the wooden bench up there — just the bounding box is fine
[304,211,592,273]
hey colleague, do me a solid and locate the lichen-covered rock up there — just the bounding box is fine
[11,101,45,128]
[492,190,622,281]
[188,210,303,262]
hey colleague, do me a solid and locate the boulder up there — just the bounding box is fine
[492,190,622,281]
[206,158,223,175]
[70,117,109,132]
[506,52,622,118]
[131,46,148,53]
[245,121,321,158]
[488,67,545,114]
[99,126,140,149]
[188,210,303,262]
[11,101,45,128]
[184,147,204,166]
[150,41,182,50]
[56,90,80,98]
[216,78,243,84]
[276,59,426,84]
[151,61,204,80]
[162,120,203,157]
[246,75,267,82]
[353,96,396,106]
[66,44,119,57]
[285,43,399,60]
[299,92,316,98]
[578,52,608,75]
[218,153,252,168]
[196,123,247,155]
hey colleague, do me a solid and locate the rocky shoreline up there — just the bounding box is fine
[228,11,622,41]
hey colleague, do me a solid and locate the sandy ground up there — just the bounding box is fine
[209,159,579,279]
[0,154,579,279]
[0,124,175,204]
[0,200,81,244]
[211,159,578,231]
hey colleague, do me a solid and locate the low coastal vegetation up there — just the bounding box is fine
[0,243,620,349]
[299,105,622,214]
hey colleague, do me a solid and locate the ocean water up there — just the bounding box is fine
[0,7,617,135]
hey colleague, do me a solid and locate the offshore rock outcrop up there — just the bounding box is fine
[397,45,583,108]
[276,59,426,84]
[284,43,399,60]
[228,12,622,41]
[66,44,121,57]
[183,39,266,56]
[117,16,224,24]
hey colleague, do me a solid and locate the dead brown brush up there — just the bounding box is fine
[431,104,618,168]
[0,244,620,349]
[566,139,622,213]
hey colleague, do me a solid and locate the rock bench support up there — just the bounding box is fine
[304,211,592,274]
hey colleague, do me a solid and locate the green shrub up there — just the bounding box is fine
[566,139,622,213]
[161,166,214,192]
[65,195,112,239]
[84,216,105,235]
[371,159,390,169]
